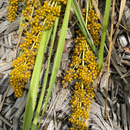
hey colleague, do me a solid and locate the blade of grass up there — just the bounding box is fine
[23,27,53,130]
[31,8,60,130]
[72,0,85,30]
[37,0,72,129]
[98,0,112,70]
[72,0,98,57]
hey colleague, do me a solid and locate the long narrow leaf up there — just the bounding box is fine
[85,0,91,25]
[98,0,112,70]
[31,11,60,130]
[37,0,72,129]
[23,27,53,130]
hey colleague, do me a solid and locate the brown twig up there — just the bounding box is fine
[104,0,115,120]
[121,69,130,79]
[0,85,10,112]
[92,0,127,87]
[13,31,23,59]
[96,0,98,7]
[119,24,130,33]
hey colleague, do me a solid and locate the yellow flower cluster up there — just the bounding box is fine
[62,30,99,87]
[69,83,94,130]
[82,7,101,46]
[62,30,99,129]
[7,0,68,23]
[7,0,19,23]
[10,0,66,98]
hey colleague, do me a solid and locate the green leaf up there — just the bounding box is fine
[98,0,112,70]
[31,7,61,130]
[37,0,72,129]
[23,27,53,130]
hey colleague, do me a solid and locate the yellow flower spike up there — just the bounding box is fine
[63,29,98,129]
[10,1,63,98]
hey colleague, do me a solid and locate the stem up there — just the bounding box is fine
[73,53,82,70]
[90,0,91,10]
[85,0,90,25]
[82,51,85,67]
[104,0,115,120]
